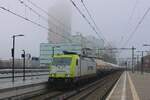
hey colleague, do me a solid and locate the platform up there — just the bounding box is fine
[0,76,48,90]
[0,76,48,99]
[106,71,150,100]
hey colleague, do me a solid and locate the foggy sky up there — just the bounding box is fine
[0,0,150,59]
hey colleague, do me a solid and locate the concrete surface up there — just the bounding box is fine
[106,71,150,100]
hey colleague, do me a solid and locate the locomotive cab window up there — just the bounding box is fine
[52,58,71,66]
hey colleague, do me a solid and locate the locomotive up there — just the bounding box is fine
[48,52,120,85]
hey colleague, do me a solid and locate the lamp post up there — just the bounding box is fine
[131,46,135,73]
[136,51,146,74]
[52,46,60,57]
[143,44,150,73]
[22,50,25,81]
[136,55,140,71]
[11,34,24,82]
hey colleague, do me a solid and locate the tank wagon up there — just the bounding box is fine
[95,59,120,76]
[48,53,120,86]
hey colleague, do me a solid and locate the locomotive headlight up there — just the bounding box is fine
[65,74,70,77]
[51,73,55,77]
[51,74,54,77]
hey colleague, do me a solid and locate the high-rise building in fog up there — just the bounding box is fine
[48,0,72,43]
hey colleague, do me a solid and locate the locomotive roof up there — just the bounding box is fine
[53,54,79,58]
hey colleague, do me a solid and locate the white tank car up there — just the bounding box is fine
[95,59,117,71]
[95,59,109,69]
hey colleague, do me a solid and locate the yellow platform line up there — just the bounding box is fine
[121,71,126,100]
[127,72,140,100]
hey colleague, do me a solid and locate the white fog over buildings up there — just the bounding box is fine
[48,1,105,49]
[48,0,72,43]
[71,34,105,49]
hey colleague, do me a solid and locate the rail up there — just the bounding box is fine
[28,71,123,100]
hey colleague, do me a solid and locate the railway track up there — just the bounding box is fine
[28,71,122,100]
[66,71,122,100]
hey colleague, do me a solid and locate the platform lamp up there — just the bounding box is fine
[11,34,24,82]
[52,46,60,57]
[21,50,26,81]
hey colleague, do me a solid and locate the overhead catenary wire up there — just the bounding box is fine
[26,0,71,34]
[27,0,109,47]
[81,0,103,37]
[17,0,68,34]
[117,0,139,57]
[122,7,150,47]
[118,7,150,58]
[69,0,106,42]
[0,6,73,42]
[80,0,112,47]
[18,0,48,22]
[119,0,139,47]
[128,0,139,22]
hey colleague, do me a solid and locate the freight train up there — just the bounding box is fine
[48,52,121,86]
